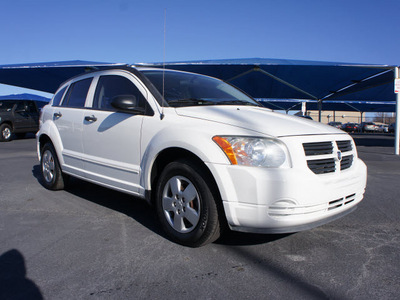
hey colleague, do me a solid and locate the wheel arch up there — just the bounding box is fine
[147,147,222,206]
[38,134,52,152]
[0,121,14,130]
[37,134,63,166]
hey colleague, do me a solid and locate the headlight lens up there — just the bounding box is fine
[213,136,291,168]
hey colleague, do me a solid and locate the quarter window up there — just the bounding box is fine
[62,78,92,108]
[93,75,146,110]
[52,86,67,106]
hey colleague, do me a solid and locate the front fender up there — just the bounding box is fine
[139,115,258,192]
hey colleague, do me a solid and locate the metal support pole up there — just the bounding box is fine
[395,67,400,155]
[318,100,322,122]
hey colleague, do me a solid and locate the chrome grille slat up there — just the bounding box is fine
[303,139,354,175]
[307,158,335,174]
[336,140,352,152]
[303,142,333,156]
[340,155,353,170]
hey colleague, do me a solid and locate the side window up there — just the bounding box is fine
[93,75,146,110]
[26,101,36,113]
[62,78,92,108]
[52,86,68,106]
[15,101,26,111]
[0,101,15,111]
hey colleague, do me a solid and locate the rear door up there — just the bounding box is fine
[81,71,150,195]
[25,101,40,131]
[13,101,31,130]
[53,77,93,175]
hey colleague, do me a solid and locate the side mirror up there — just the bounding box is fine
[111,95,145,114]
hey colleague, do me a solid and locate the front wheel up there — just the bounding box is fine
[0,123,12,142]
[155,159,222,247]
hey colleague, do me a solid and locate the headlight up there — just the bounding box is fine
[213,136,291,168]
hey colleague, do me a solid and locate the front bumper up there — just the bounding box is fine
[206,138,367,233]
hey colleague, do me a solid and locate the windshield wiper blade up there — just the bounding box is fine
[218,100,260,106]
[167,98,218,106]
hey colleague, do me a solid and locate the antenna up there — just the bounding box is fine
[161,8,166,120]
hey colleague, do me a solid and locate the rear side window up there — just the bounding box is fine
[15,101,26,111]
[62,78,92,108]
[26,101,37,113]
[0,101,15,111]
[93,75,146,110]
[52,86,68,106]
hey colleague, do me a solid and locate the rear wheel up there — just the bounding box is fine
[155,159,222,247]
[0,124,12,142]
[41,143,66,190]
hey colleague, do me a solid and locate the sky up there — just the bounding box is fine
[0,0,399,97]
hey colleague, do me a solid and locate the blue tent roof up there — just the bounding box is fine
[142,58,396,103]
[0,60,125,93]
[0,58,397,112]
[0,93,50,102]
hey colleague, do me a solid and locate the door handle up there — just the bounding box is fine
[84,115,97,122]
[53,112,62,119]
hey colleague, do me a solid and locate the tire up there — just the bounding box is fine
[40,143,65,190]
[0,123,12,142]
[155,159,222,247]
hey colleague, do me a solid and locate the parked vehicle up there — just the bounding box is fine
[378,124,389,133]
[0,99,47,142]
[328,121,342,129]
[37,66,367,247]
[360,122,377,133]
[388,123,395,133]
[341,123,359,133]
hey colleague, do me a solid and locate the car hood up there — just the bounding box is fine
[175,106,344,137]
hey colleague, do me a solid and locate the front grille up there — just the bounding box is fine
[337,140,352,152]
[307,158,336,174]
[340,155,353,170]
[303,142,333,156]
[303,139,354,175]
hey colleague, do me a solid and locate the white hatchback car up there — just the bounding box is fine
[37,66,367,247]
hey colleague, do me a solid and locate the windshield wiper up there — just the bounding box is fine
[217,100,261,106]
[167,98,261,107]
[167,98,219,107]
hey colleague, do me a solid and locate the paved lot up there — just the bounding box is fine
[0,134,399,299]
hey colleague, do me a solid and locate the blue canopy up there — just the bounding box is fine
[0,58,397,113]
[0,60,125,93]
[0,93,50,102]
[142,58,396,103]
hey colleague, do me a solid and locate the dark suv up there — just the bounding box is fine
[0,99,47,142]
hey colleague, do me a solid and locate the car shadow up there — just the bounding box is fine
[32,164,164,237]
[32,164,291,247]
[216,231,291,246]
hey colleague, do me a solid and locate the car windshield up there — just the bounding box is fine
[141,70,261,108]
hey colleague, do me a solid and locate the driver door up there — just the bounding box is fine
[81,72,149,196]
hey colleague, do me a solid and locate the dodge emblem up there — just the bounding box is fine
[337,151,342,161]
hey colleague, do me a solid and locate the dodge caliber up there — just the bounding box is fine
[37,66,367,247]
